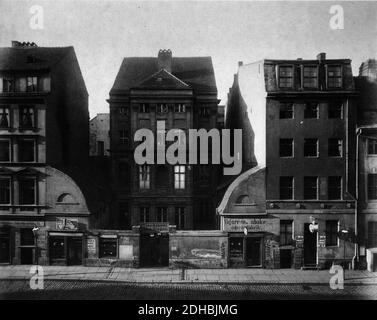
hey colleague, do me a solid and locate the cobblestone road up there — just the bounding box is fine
[1,280,377,300]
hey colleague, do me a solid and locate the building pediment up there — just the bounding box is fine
[134,69,191,90]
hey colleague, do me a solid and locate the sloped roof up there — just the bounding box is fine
[137,69,190,89]
[110,56,217,94]
[0,46,72,71]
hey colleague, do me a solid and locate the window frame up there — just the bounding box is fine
[0,139,11,162]
[368,139,377,155]
[327,65,343,89]
[279,138,294,158]
[139,103,150,113]
[140,207,150,223]
[0,105,11,129]
[328,102,343,119]
[367,173,377,201]
[279,103,294,119]
[280,220,293,246]
[0,177,11,205]
[278,65,294,89]
[19,105,36,129]
[328,138,343,158]
[18,177,37,206]
[26,76,38,92]
[328,176,342,200]
[174,104,186,113]
[304,102,319,119]
[304,138,319,158]
[304,176,318,200]
[139,165,150,189]
[157,207,168,223]
[326,220,339,247]
[18,138,36,163]
[279,176,294,200]
[174,165,186,190]
[303,65,319,89]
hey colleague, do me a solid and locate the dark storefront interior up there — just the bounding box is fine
[139,231,169,267]
[49,234,83,265]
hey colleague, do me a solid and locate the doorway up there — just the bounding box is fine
[304,223,317,266]
[67,238,82,265]
[280,249,292,268]
[246,237,262,267]
[139,232,169,267]
[49,235,83,266]
[20,228,34,265]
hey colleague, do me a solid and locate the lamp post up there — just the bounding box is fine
[32,226,39,274]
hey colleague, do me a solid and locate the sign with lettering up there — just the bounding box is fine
[56,218,78,231]
[223,218,277,233]
[140,222,169,232]
[87,238,96,254]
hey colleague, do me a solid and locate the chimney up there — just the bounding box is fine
[158,49,172,73]
[238,61,243,67]
[317,52,326,62]
[12,41,37,48]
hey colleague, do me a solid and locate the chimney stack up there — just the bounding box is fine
[317,52,326,62]
[238,61,243,67]
[158,49,172,73]
[11,41,37,48]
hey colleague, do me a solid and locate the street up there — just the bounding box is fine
[1,279,377,300]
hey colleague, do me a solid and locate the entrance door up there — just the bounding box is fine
[280,249,292,268]
[67,238,82,265]
[304,223,317,266]
[20,248,33,264]
[246,238,262,267]
[140,232,169,267]
[0,236,10,263]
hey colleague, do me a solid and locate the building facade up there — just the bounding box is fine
[90,113,110,156]
[0,41,109,266]
[223,53,358,269]
[108,49,221,267]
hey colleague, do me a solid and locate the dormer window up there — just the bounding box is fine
[303,66,318,88]
[26,77,37,92]
[0,106,10,128]
[278,66,293,88]
[327,65,342,88]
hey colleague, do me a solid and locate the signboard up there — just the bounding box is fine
[119,245,133,259]
[87,238,96,254]
[223,218,276,233]
[318,235,326,248]
[56,218,78,231]
[140,222,169,232]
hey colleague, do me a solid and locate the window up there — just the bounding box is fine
[368,174,377,200]
[328,176,342,200]
[19,178,36,205]
[328,102,343,119]
[119,129,129,145]
[327,65,342,88]
[2,77,14,92]
[328,139,342,157]
[368,139,377,155]
[175,207,185,230]
[140,207,150,223]
[279,103,294,119]
[18,139,35,162]
[368,222,377,247]
[199,108,210,117]
[326,220,339,246]
[19,106,35,128]
[280,220,293,245]
[174,165,185,189]
[156,165,169,187]
[49,237,65,260]
[174,104,186,113]
[99,238,117,258]
[303,66,318,88]
[157,207,168,222]
[0,178,10,204]
[119,107,129,116]
[279,139,294,157]
[20,229,34,246]
[278,66,293,88]
[304,177,318,200]
[139,103,150,113]
[139,165,150,189]
[0,106,10,128]
[0,140,10,162]
[157,104,169,113]
[26,77,37,92]
[304,103,319,119]
[304,139,318,157]
[97,141,104,156]
[280,177,294,200]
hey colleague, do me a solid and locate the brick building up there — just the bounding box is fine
[107,49,221,267]
[222,53,358,269]
[0,41,109,266]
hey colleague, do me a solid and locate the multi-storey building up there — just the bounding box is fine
[221,53,358,269]
[355,59,377,271]
[0,41,108,266]
[90,113,110,156]
[108,49,220,266]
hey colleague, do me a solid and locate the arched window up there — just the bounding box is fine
[57,193,75,203]
[236,195,250,204]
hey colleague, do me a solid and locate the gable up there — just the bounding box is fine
[136,69,190,90]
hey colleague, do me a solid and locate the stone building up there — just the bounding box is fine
[90,113,110,156]
[107,49,223,267]
[0,41,109,266]
[223,53,358,269]
[355,59,377,271]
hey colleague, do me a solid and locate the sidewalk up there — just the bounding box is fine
[0,265,377,285]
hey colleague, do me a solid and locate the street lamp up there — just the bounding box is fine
[340,229,349,270]
[32,226,39,273]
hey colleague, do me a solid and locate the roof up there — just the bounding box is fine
[110,56,217,94]
[0,46,73,71]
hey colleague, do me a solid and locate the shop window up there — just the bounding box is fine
[280,177,294,200]
[49,236,65,260]
[328,176,342,200]
[139,165,150,189]
[368,174,377,200]
[18,139,35,162]
[279,139,294,157]
[175,207,185,230]
[140,207,150,223]
[328,139,342,157]
[304,103,319,119]
[0,106,10,128]
[19,178,36,205]
[19,106,35,128]
[157,207,168,222]
[1,77,14,92]
[303,66,318,88]
[326,220,339,246]
[278,66,293,88]
[174,165,185,189]
[304,138,318,157]
[279,103,294,119]
[304,177,318,200]
[0,178,10,204]
[368,139,377,155]
[328,102,343,119]
[0,140,10,162]
[99,237,117,258]
[280,220,293,245]
[327,65,342,88]
[229,237,243,258]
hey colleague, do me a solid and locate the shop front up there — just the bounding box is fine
[49,232,84,266]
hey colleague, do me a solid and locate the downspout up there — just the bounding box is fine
[353,127,362,269]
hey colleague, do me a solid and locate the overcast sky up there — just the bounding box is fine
[0,0,376,117]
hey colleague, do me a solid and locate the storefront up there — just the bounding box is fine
[49,232,84,266]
